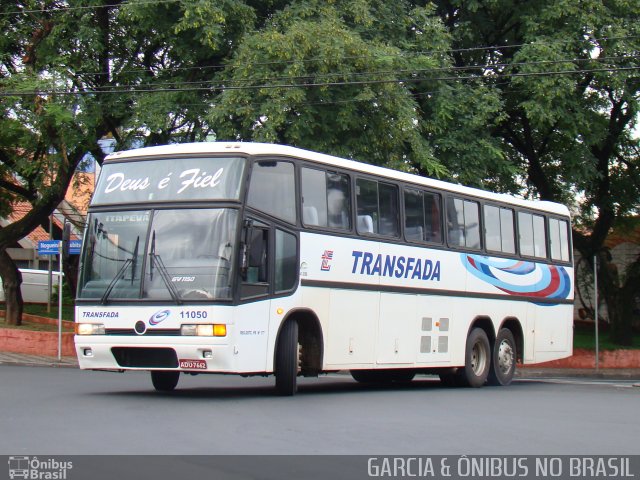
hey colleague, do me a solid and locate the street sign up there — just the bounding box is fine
[38,240,61,256]
[69,239,82,255]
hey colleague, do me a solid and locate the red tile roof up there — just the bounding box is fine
[6,202,65,244]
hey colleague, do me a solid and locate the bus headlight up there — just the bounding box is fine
[181,324,227,337]
[76,323,106,335]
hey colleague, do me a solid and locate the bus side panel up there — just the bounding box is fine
[232,300,271,373]
[325,289,379,367]
[529,302,574,364]
[376,293,417,364]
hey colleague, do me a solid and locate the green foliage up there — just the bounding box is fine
[209,1,449,177]
[51,280,75,306]
[573,324,640,351]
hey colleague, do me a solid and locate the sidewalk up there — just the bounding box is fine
[0,351,78,368]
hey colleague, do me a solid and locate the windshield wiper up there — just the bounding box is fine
[100,236,140,305]
[149,231,183,305]
[100,258,133,305]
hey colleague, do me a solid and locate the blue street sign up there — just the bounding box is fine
[38,240,61,255]
[69,239,82,255]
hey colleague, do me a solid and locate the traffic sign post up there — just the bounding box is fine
[38,241,63,361]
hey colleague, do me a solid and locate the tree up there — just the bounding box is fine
[209,0,452,177]
[0,1,116,324]
[431,0,640,344]
[0,0,273,324]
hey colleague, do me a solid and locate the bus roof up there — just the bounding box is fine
[105,142,570,217]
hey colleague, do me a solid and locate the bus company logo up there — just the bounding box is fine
[321,250,334,271]
[351,251,442,281]
[8,456,73,479]
[462,254,571,302]
[149,309,171,326]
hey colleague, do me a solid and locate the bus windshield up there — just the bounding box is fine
[78,209,238,302]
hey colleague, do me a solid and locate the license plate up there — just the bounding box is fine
[179,359,207,370]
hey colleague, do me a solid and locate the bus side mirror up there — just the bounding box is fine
[248,229,266,268]
[240,220,268,282]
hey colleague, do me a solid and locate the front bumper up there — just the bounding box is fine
[75,335,239,372]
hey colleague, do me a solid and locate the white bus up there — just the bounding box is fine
[75,142,573,395]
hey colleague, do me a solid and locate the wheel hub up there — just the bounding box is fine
[497,340,514,374]
[471,342,488,375]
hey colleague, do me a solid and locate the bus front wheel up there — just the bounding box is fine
[151,371,180,392]
[488,328,516,386]
[462,328,491,387]
[275,319,299,396]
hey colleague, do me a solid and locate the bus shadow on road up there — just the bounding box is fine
[85,374,534,400]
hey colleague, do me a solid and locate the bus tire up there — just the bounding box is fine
[488,328,516,386]
[462,328,491,387]
[275,319,299,396]
[151,371,180,392]
[351,369,415,384]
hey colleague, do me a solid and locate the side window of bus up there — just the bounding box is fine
[301,168,351,230]
[275,229,298,292]
[404,188,443,243]
[447,197,481,249]
[240,220,270,300]
[549,218,571,262]
[247,161,296,224]
[484,205,516,254]
[518,212,547,259]
[356,178,400,237]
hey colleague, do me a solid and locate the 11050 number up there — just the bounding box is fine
[180,310,208,319]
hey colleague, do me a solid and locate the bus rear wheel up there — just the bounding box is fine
[275,319,299,396]
[151,371,180,392]
[461,328,491,387]
[488,328,516,386]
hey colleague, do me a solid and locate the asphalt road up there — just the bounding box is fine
[1,365,638,456]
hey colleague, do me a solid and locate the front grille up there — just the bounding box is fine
[105,329,181,336]
[111,347,178,368]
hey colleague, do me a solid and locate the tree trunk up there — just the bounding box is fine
[0,249,24,326]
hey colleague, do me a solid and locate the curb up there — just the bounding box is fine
[516,368,640,381]
[0,352,78,368]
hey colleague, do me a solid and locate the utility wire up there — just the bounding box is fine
[52,36,640,77]
[1,65,638,97]
[59,54,640,85]
[1,0,181,16]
